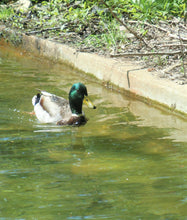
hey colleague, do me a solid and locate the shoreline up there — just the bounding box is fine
[0,25,187,117]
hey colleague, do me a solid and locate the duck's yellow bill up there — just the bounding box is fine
[83,96,96,109]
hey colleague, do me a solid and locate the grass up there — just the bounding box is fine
[0,7,13,20]
[129,0,186,20]
[30,0,186,22]
[78,20,128,50]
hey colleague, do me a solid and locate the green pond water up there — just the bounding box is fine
[0,44,187,220]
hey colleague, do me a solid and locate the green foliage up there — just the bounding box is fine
[101,0,186,21]
[3,0,184,22]
[0,7,14,20]
[0,0,16,3]
[77,20,128,52]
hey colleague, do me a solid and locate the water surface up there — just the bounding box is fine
[0,43,187,219]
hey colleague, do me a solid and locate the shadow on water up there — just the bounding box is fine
[0,43,187,219]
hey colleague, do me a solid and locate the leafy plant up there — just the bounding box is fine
[0,7,14,20]
[122,0,186,21]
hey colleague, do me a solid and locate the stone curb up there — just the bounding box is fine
[1,26,187,115]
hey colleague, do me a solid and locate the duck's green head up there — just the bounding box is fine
[69,83,96,115]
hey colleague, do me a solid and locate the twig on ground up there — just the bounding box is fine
[129,20,170,33]
[178,28,186,77]
[161,62,187,83]
[162,62,184,74]
[168,33,187,42]
[129,20,187,41]
[144,21,169,33]
[110,50,187,57]
[25,27,61,35]
[156,44,187,48]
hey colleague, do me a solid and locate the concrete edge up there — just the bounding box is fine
[1,26,187,115]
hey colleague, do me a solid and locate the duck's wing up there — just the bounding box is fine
[33,90,72,123]
[40,91,72,119]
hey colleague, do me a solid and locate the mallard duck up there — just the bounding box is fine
[32,82,96,126]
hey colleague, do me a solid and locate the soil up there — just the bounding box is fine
[1,1,187,85]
